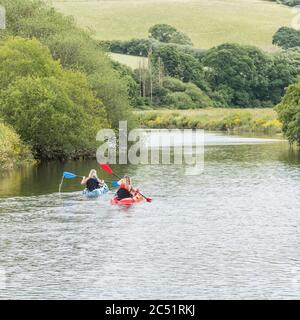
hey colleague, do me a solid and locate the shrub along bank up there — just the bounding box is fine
[136,109,282,134]
[0,122,34,170]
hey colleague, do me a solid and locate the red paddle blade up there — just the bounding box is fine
[146,198,152,203]
[100,163,113,174]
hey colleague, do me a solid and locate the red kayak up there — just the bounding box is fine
[111,195,144,205]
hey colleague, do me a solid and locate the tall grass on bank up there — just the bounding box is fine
[0,122,34,170]
[136,108,282,133]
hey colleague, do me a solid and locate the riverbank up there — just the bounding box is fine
[0,122,35,170]
[136,108,282,133]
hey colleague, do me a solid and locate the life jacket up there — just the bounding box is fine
[86,178,100,192]
[116,188,133,200]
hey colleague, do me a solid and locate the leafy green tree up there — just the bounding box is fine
[184,83,213,108]
[273,27,300,50]
[152,45,208,91]
[170,31,193,46]
[0,0,74,40]
[0,37,62,89]
[46,31,136,129]
[111,60,143,107]
[166,92,195,109]
[0,37,109,159]
[0,74,109,159]
[267,53,297,104]
[0,0,136,130]
[201,43,295,107]
[149,24,193,46]
[274,48,300,75]
[151,76,213,108]
[100,38,157,56]
[0,121,33,169]
[203,44,255,106]
[276,80,300,145]
[101,38,204,58]
[163,77,186,92]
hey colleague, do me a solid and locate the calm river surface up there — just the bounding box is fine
[0,131,300,299]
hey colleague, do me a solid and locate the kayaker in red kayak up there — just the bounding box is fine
[115,176,141,202]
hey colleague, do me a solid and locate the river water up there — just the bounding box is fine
[0,131,300,299]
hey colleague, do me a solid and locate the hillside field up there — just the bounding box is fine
[109,52,148,69]
[52,0,293,51]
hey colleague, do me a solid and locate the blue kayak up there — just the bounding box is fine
[82,184,109,198]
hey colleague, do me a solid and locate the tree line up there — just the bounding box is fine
[104,22,300,145]
[104,24,300,109]
[268,0,300,6]
[1,0,300,155]
[0,0,136,161]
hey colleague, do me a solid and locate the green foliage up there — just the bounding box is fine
[46,31,136,130]
[102,36,300,108]
[202,44,267,106]
[269,0,300,7]
[0,0,74,40]
[202,43,297,107]
[273,27,300,49]
[149,24,178,43]
[165,92,195,109]
[274,48,300,75]
[184,83,213,108]
[149,76,213,109]
[0,0,136,131]
[0,0,298,125]
[170,32,193,47]
[152,45,209,91]
[151,85,169,106]
[100,38,156,57]
[209,86,234,108]
[100,38,203,58]
[0,121,33,169]
[0,74,109,159]
[111,60,144,107]
[268,52,297,105]
[0,37,62,89]
[0,37,109,159]
[163,77,186,92]
[276,80,300,145]
[149,24,193,46]
[137,109,282,133]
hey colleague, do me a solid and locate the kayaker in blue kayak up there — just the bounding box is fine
[81,169,108,198]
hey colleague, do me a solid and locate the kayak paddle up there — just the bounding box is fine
[99,163,152,203]
[63,172,83,179]
[112,181,121,188]
[59,172,83,194]
[61,170,116,187]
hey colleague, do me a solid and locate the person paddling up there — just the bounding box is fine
[81,169,104,192]
[116,176,141,201]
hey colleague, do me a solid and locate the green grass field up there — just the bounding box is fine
[109,52,148,69]
[52,0,293,51]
